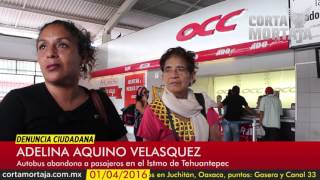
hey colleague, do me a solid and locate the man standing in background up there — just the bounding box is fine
[259,87,283,141]
[220,86,252,141]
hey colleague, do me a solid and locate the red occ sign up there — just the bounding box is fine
[176,9,245,41]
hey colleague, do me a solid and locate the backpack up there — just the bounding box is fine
[195,93,220,123]
[121,104,136,125]
[194,93,206,118]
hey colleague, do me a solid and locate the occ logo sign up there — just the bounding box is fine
[176,9,245,41]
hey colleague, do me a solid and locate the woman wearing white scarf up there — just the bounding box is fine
[137,47,221,141]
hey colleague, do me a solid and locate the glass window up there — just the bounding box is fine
[0,59,16,74]
[0,74,34,101]
[35,63,43,76]
[35,76,45,84]
[0,59,42,102]
[17,61,36,75]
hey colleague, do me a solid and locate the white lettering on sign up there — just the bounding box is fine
[249,41,269,50]
[216,48,235,56]
[126,86,140,92]
[125,66,131,71]
[128,78,141,85]
[100,78,118,86]
[107,88,115,95]
[139,63,150,69]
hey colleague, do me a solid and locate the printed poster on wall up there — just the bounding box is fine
[104,86,122,99]
[98,77,122,99]
[125,73,145,107]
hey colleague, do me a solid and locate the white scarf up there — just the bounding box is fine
[162,88,210,141]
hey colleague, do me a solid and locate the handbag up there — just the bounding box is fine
[90,90,108,124]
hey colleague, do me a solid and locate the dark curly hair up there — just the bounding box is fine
[136,86,148,101]
[160,47,197,73]
[37,20,95,79]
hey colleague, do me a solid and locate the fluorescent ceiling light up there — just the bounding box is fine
[0,27,38,39]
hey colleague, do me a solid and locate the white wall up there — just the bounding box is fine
[0,34,36,61]
[197,50,294,76]
[95,45,109,70]
[295,48,320,141]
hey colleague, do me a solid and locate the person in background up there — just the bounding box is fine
[138,47,221,141]
[0,20,127,141]
[259,87,283,141]
[219,85,253,141]
[221,89,232,117]
[256,95,266,109]
[216,95,222,115]
[134,86,149,141]
[227,89,233,97]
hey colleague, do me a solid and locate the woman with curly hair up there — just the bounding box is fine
[0,20,127,141]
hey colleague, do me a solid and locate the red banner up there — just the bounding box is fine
[124,73,145,107]
[0,142,319,170]
[196,39,288,62]
[104,86,122,99]
[91,39,288,77]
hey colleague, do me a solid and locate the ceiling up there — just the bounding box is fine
[0,0,224,44]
